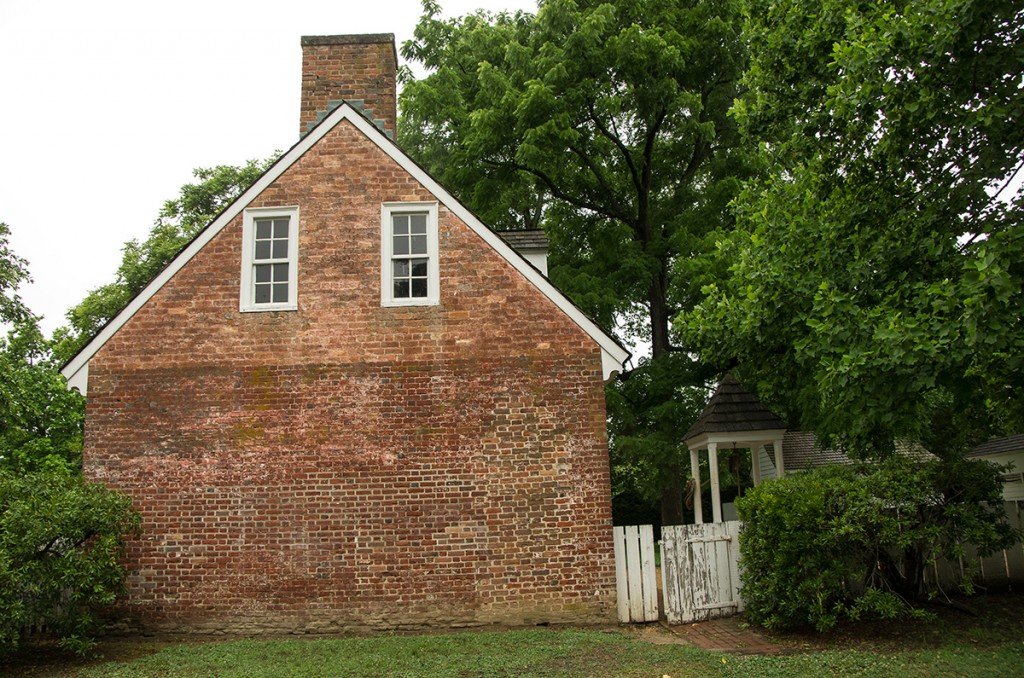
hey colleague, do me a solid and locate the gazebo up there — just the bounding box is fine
[683,375,787,523]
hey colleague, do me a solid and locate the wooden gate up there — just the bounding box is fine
[660,521,743,624]
[612,525,659,622]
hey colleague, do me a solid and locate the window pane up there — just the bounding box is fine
[393,235,409,256]
[411,258,428,277]
[273,263,289,282]
[411,278,428,297]
[392,215,408,235]
[410,214,427,234]
[273,218,289,239]
[272,239,288,258]
[410,235,427,255]
[255,283,271,303]
[255,264,272,283]
[255,241,271,260]
[255,219,272,239]
[394,279,410,298]
[272,283,289,303]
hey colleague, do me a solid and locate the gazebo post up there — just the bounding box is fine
[689,446,703,524]
[773,439,785,477]
[751,444,763,487]
[708,442,723,523]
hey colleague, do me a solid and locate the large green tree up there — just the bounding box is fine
[400,0,756,523]
[686,0,1023,456]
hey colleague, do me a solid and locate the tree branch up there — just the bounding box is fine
[587,103,643,199]
[482,158,634,225]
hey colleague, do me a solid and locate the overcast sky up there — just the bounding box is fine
[0,0,538,335]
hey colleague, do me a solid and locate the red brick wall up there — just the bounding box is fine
[300,34,397,139]
[84,120,616,633]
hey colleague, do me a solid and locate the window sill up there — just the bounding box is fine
[380,298,440,308]
[240,304,299,313]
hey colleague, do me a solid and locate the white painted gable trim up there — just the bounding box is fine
[61,103,629,394]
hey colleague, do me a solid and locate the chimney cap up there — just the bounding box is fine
[300,33,395,47]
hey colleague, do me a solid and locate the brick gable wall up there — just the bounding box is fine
[84,120,616,632]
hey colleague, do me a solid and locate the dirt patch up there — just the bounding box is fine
[621,623,691,645]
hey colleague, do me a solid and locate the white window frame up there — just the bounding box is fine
[240,206,299,312]
[381,202,440,307]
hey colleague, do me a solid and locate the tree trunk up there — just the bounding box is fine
[649,271,685,526]
[661,463,686,526]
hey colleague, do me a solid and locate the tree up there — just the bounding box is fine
[58,156,279,363]
[0,223,30,326]
[0,227,137,655]
[400,0,756,523]
[0,319,85,473]
[685,0,1024,455]
[737,456,1018,631]
[0,467,141,655]
[0,224,85,473]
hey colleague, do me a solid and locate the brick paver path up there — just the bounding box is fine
[663,616,786,655]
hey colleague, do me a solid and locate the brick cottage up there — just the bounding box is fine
[61,34,629,633]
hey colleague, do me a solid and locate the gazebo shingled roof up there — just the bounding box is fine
[684,374,788,443]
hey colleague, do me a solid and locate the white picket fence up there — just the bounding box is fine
[661,521,743,624]
[613,522,742,624]
[612,525,659,622]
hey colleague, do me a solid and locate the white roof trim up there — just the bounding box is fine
[685,430,787,452]
[61,103,629,393]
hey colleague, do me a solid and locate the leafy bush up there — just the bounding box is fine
[736,456,1019,631]
[0,467,140,655]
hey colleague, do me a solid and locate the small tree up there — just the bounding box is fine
[737,457,1019,631]
[0,468,141,655]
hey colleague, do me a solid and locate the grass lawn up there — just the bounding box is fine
[5,593,1023,677]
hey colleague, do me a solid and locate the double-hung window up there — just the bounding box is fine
[381,202,439,306]
[240,206,299,312]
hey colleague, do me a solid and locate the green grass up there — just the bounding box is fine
[57,627,1024,678]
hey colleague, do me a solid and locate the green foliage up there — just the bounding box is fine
[736,457,1019,631]
[0,223,31,326]
[0,319,85,473]
[401,0,757,522]
[0,467,141,655]
[58,156,279,363]
[607,353,716,522]
[685,0,1024,454]
[0,225,85,473]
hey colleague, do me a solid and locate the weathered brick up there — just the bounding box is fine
[82,36,617,635]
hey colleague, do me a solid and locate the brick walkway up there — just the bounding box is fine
[662,616,786,655]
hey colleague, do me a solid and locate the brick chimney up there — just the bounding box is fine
[299,34,398,140]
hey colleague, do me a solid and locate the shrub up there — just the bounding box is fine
[0,467,140,655]
[736,456,1019,631]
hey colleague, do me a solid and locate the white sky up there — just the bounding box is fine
[0,0,538,335]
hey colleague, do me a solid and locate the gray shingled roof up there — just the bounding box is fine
[497,229,549,250]
[763,434,935,472]
[775,431,849,470]
[684,374,788,442]
[967,434,1024,457]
